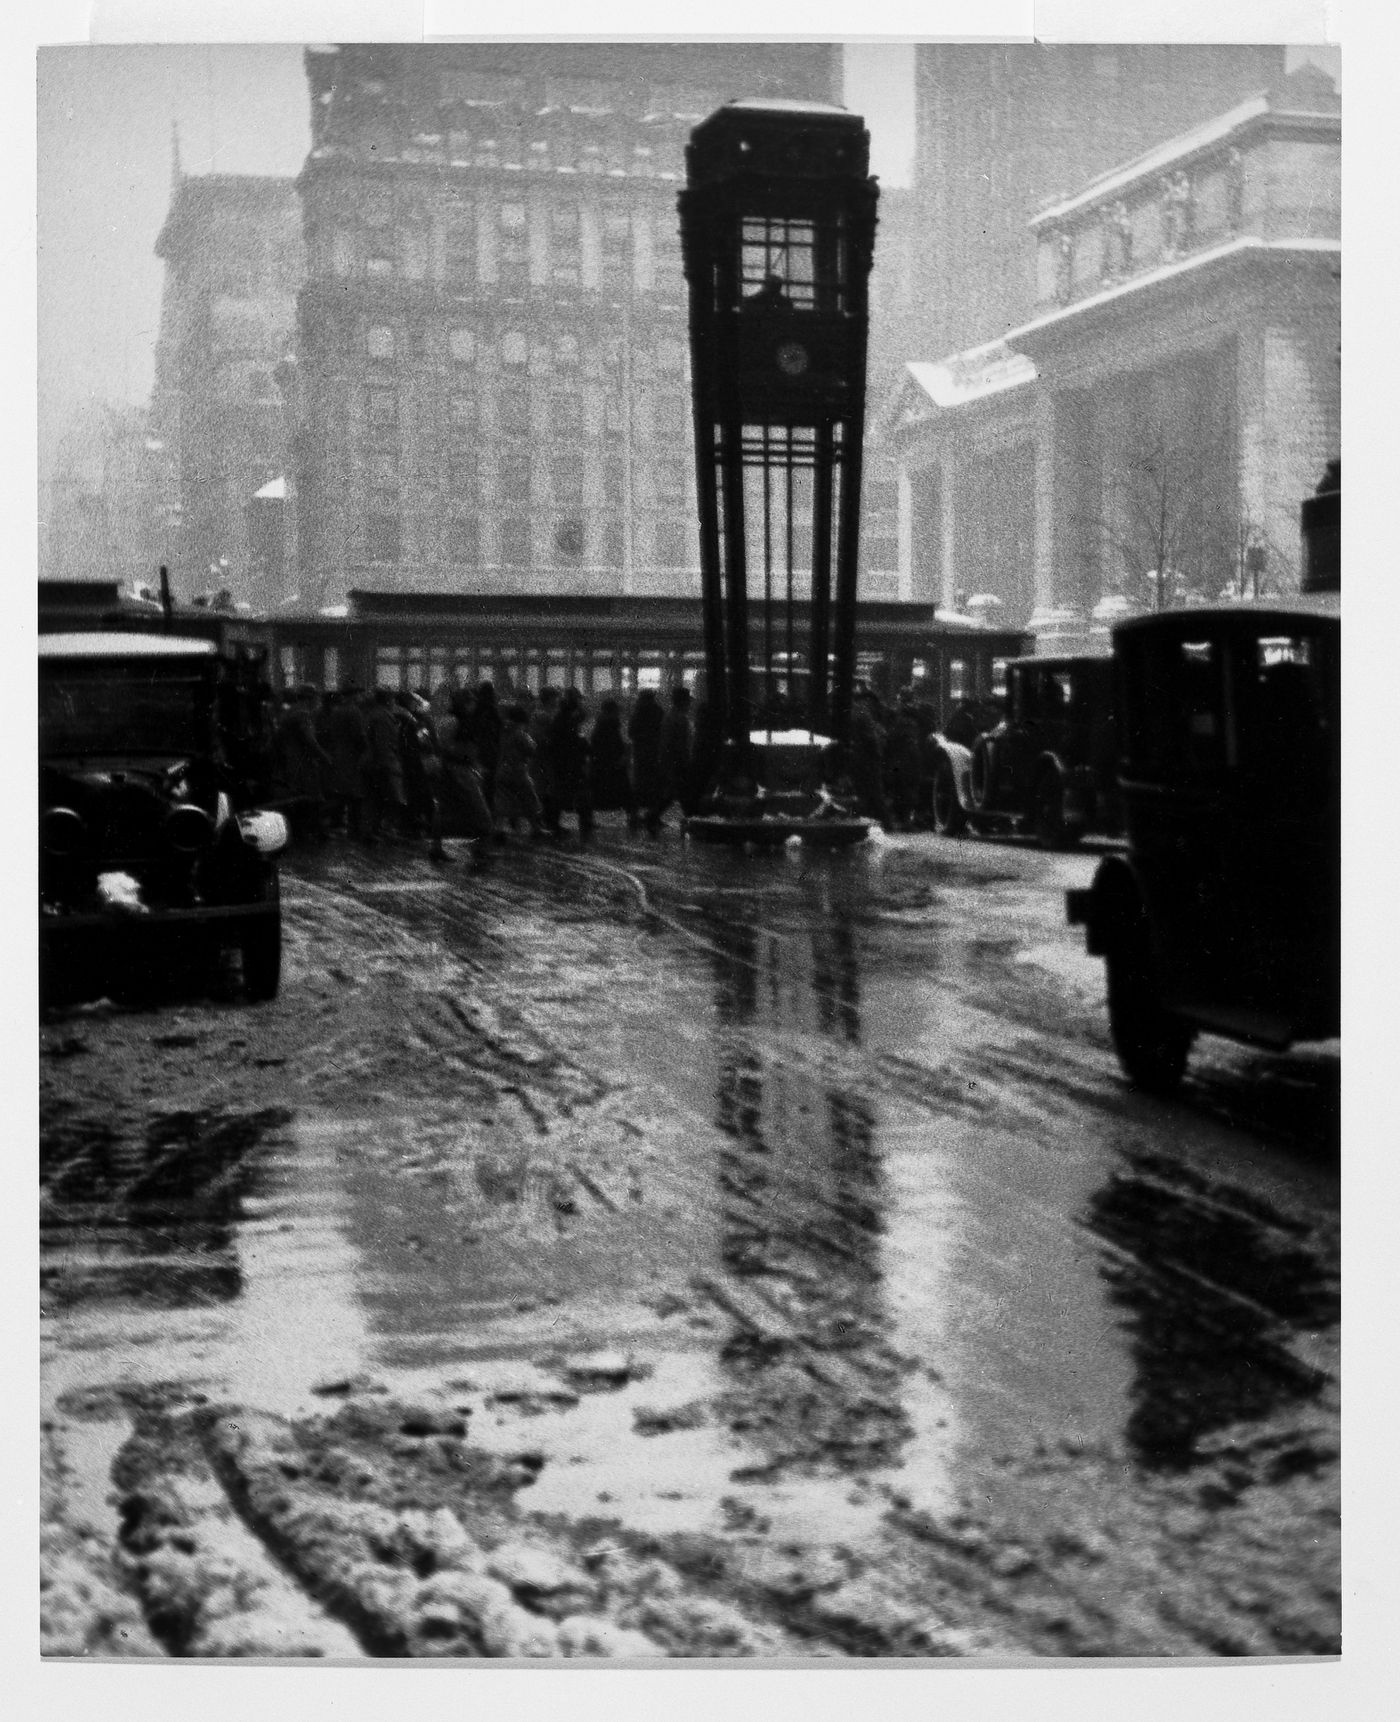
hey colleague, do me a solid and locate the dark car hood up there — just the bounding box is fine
[43,756,191,787]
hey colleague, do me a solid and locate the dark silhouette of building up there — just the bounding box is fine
[290,43,841,608]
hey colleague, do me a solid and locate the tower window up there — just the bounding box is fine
[741,216,816,308]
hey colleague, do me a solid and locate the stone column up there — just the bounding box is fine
[1246,318,1337,591]
[1234,321,1271,577]
[1097,382,1132,602]
[902,449,944,605]
[1028,388,1088,651]
[939,449,958,610]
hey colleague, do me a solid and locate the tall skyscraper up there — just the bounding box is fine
[290,44,841,608]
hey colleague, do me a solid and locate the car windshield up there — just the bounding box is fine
[40,660,214,758]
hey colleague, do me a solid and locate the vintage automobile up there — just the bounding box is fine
[40,631,288,1004]
[1066,598,1339,1091]
[929,654,1120,847]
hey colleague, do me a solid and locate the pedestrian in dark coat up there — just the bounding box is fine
[628,688,664,823]
[549,688,593,841]
[467,681,503,812]
[274,686,332,842]
[363,689,410,841]
[529,688,562,832]
[438,689,495,851]
[494,705,544,835]
[397,692,448,860]
[850,690,891,827]
[588,698,637,827]
[689,686,722,813]
[885,705,924,828]
[322,686,369,837]
[649,685,694,831]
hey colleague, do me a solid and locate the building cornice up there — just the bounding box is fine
[1030,96,1339,232]
[1006,235,1339,351]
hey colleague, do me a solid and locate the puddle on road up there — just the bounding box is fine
[1085,1153,1338,1468]
[41,841,1340,1562]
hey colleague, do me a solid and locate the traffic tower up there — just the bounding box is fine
[678,99,879,843]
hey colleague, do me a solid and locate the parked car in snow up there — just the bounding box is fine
[929,654,1121,848]
[40,632,288,1003]
[1066,598,1339,1091]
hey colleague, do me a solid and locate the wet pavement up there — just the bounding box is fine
[39,824,1340,1657]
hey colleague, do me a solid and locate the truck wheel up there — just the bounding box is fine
[241,868,282,1001]
[932,760,967,836]
[241,913,282,1001]
[1104,909,1193,1093]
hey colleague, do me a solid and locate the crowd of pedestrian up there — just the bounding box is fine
[838,685,1010,828]
[264,679,708,862]
[263,678,1006,856]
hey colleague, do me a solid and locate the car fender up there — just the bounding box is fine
[1032,748,1075,811]
[1033,748,1069,784]
[934,737,976,811]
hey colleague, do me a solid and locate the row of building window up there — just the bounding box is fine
[359,385,690,443]
[327,115,691,181]
[361,512,695,568]
[322,201,685,291]
[357,446,689,501]
[360,324,687,373]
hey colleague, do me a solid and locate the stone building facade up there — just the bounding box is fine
[882,66,1340,653]
[289,43,842,609]
[911,43,1288,361]
[152,164,304,608]
[859,183,919,598]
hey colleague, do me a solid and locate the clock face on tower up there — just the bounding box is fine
[775,340,810,377]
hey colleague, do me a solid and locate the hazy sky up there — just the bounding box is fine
[36,42,915,487]
[37,38,1338,491]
